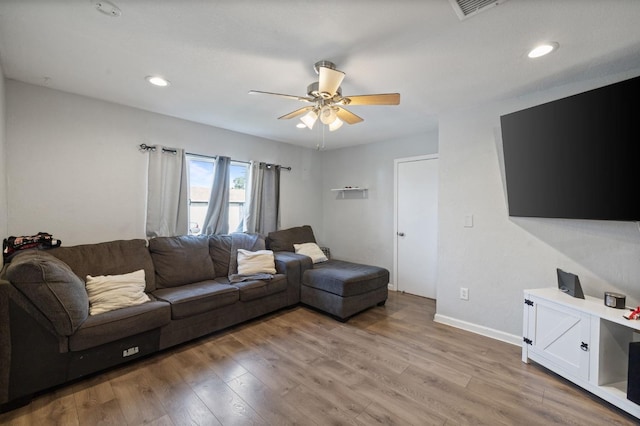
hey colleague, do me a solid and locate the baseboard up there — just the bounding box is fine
[387,283,396,291]
[433,314,521,346]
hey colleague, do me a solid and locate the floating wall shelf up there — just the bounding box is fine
[330,187,368,198]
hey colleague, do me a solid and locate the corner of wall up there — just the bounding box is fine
[318,133,438,271]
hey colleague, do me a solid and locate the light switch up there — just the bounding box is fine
[464,214,474,228]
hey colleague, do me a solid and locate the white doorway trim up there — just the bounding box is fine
[393,154,439,294]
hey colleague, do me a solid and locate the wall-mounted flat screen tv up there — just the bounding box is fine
[500,75,640,221]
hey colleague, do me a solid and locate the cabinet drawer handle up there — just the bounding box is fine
[581,342,589,351]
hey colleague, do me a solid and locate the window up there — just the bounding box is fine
[228,161,249,232]
[186,155,248,235]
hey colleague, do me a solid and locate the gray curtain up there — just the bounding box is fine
[244,161,262,233]
[145,146,188,238]
[201,156,231,235]
[244,161,280,235]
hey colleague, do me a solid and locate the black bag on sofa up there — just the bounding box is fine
[3,232,61,261]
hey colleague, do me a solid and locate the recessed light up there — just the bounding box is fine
[528,42,559,59]
[296,123,306,129]
[146,76,170,87]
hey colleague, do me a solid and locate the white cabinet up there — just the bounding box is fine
[523,288,640,419]
[524,297,591,380]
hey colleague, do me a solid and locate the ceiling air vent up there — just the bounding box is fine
[449,0,508,20]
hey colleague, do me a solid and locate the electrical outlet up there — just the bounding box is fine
[460,287,469,301]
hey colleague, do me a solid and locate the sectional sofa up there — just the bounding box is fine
[0,228,388,412]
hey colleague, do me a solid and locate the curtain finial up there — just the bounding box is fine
[139,143,156,152]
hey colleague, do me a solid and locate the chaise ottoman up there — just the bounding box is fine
[266,225,389,321]
[301,259,389,321]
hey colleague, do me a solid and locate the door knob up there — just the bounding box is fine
[397,232,405,237]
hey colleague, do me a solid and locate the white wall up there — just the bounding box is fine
[320,132,438,279]
[436,69,640,341]
[0,67,7,268]
[11,68,640,347]
[5,81,323,245]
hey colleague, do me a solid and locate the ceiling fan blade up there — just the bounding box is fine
[318,66,345,98]
[278,106,315,120]
[335,107,364,125]
[343,93,400,105]
[248,90,313,102]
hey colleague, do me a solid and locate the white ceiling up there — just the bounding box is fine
[1,0,639,150]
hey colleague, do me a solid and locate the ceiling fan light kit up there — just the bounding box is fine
[319,105,338,124]
[329,117,344,132]
[249,60,400,133]
[300,109,318,129]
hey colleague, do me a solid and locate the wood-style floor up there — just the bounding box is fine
[1,292,637,425]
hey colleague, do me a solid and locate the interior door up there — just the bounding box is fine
[395,156,438,298]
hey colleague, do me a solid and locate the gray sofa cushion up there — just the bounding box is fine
[68,300,171,352]
[208,235,232,278]
[153,281,239,319]
[267,225,316,252]
[231,274,288,302]
[303,260,389,297]
[5,250,89,335]
[149,235,216,288]
[49,239,156,292]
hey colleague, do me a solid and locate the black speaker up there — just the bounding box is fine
[627,342,640,404]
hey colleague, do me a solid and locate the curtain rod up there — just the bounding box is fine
[186,152,215,159]
[139,143,176,154]
[262,162,292,171]
[139,144,292,170]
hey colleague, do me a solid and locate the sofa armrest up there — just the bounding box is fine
[274,252,313,305]
[0,278,10,405]
[0,274,70,350]
[5,250,89,336]
[0,277,72,407]
[274,251,312,273]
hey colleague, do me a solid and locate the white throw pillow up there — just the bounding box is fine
[85,269,150,316]
[237,249,277,275]
[294,242,328,263]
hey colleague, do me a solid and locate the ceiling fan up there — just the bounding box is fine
[249,60,400,132]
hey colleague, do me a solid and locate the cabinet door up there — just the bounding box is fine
[531,299,591,381]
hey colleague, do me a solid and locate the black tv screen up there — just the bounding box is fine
[500,75,640,221]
